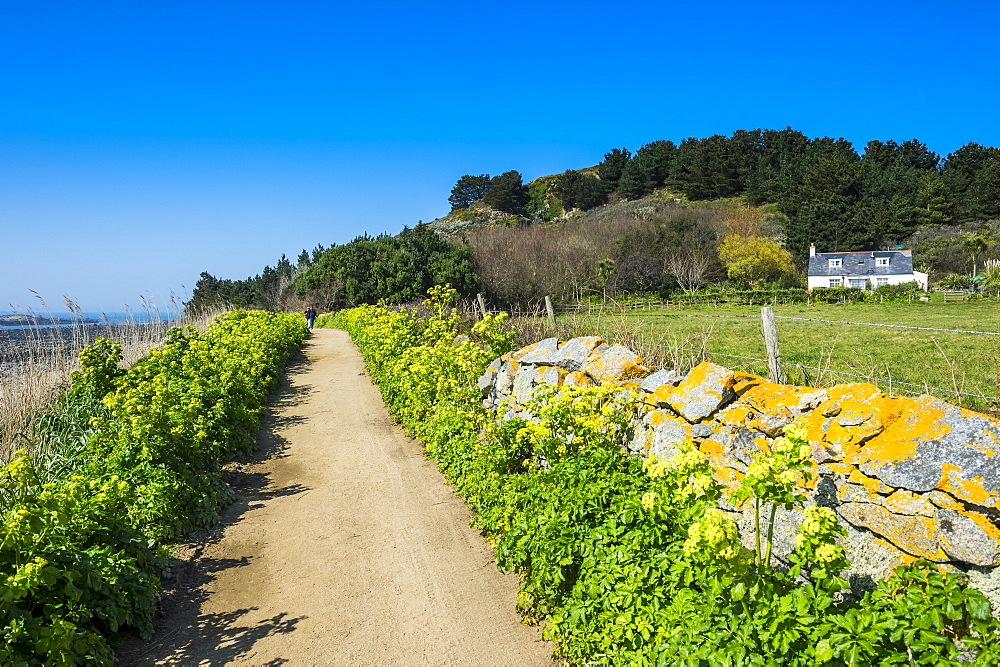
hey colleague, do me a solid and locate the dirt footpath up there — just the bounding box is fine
[119,328,551,665]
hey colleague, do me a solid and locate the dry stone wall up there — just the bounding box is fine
[479,336,1000,607]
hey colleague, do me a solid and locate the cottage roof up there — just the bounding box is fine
[808,250,914,277]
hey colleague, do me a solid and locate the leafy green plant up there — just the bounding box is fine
[0,310,306,664]
[0,454,162,665]
[333,287,1000,665]
[732,421,814,569]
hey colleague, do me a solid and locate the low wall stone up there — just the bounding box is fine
[479,336,1000,606]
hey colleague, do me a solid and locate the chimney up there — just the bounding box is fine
[809,243,816,258]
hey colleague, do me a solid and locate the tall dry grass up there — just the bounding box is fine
[466,199,727,308]
[0,295,227,459]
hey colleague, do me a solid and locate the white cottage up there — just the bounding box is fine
[806,244,928,291]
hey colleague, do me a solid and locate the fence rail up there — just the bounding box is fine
[557,301,666,313]
[943,291,968,303]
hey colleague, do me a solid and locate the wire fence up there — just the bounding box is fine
[772,315,1000,337]
[617,338,998,402]
[474,295,1000,406]
[497,312,996,408]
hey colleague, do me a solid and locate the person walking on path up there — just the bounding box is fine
[304,305,317,329]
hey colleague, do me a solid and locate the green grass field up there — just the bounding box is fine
[558,300,1000,411]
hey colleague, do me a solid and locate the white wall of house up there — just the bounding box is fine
[807,272,928,291]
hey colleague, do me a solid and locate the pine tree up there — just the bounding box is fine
[448,174,491,210]
[617,158,648,200]
[598,148,632,188]
[481,171,528,214]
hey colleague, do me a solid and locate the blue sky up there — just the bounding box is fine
[2,0,998,311]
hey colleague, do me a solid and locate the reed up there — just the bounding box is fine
[0,294,227,459]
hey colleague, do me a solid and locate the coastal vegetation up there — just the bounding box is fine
[186,223,478,313]
[0,301,211,454]
[330,286,1000,665]
[0,311,305,663]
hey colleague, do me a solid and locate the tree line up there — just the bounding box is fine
[189,127,1000,314]
[186,225,480,313]
[449,128,1000,260]
[464,198,802,307]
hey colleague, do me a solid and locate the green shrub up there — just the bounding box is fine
[808,286,867,303]
[335,286,1000,665]
[867,280,924,303]
[936,274,974,291]
[0,310,306,664]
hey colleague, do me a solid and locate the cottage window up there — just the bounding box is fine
[850,279,866,289]
[829,278,840,288]
[876,277,889,287]
[828,258,842,268]
[876,257,889,266]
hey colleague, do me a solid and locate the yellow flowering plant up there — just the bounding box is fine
[0,309,306,664]
[332,288,1000,667]
[732,419,814,569]
[683,507,753,568]
[516,383,638,462]
[642,439,720,503]
[790,505,849,588]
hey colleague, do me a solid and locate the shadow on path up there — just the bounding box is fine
[116,342,316,665]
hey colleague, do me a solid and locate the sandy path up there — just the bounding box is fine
[119,328,551,665]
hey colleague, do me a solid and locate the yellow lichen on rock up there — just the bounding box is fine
[699,438,724,457]
[563,371,596,388]
[844,467,894,495]
[860,396,950,464]
[732,370,765,395]
[882,489,937,517]
[839,502,947,561]
[650,384,676,407]
[740,380,818,413]
[939,463,993,506]
[581,345,648,384]
[715,403,756,428]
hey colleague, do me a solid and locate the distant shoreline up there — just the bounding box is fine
[0,323,145,370]
[0,314,99,327]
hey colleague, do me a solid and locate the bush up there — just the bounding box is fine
[936,273,974,291]
[334,286,1000,665]
[868,281,924,303]
[672,287,808,305]
[808,286,867,303]
[0,310,306,664]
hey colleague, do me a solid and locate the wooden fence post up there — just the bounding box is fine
[761,306,785,384]
[544,295,557,333]
[476,293,487,320]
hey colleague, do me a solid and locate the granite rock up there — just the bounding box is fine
[548,336,605,372]
[857,396,1000,505]
[640,368,685,393]
[580,344,648,384]
[647,410,693,459]
[518,337,562,364]
[665,362,737,423]
[838,502,945,561]
[935,508,1000,566]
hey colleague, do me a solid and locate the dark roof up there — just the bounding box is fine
[808,250,915,277]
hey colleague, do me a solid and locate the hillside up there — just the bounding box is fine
[187,126,1000,311]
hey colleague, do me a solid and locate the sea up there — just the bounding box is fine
[0,311,176,330]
